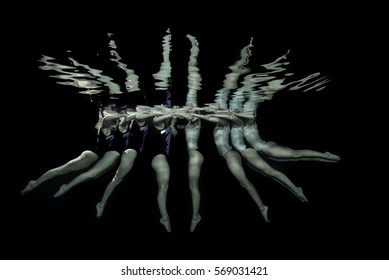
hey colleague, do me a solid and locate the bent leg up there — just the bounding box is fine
[262,141,340,162]
[96,149,137,218]
[224,151,269,222]
[21,150,98,194]
[188,149,204,232]
[151,154,171,232]
[242,148,308,202]
[53,151,120,197]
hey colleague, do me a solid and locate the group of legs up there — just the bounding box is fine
[21,116,174,233]
[21,108,340,232]
[168,109,205,232]
[242,118,339,200]
[195,112,340,223]
[21,132,138,220]
[241,138,340,203]
[193,114,270,222]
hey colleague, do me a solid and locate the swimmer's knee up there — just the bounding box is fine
[106,150,121,159]
[152,154,167,164]
[123,149,137,159]
[151,154,169,171]
[81,150,98,161]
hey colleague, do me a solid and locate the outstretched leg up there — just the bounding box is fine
[96,149,137,218]
[224,151,269,222]
[188,149,204,232]
[53,151,120,197]
[151,154,171,232]
[262,141,340,162]
[242,148,308,202]
[21,150,99,194]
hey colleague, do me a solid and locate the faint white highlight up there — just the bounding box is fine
[39,55,103,94]
[153,29,172,90]
[68,57,122,94]
[186,34,202,107]
[107,34,140,92]
[223,37,254,90]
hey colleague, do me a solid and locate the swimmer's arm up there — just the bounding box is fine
[208,113,244,126]
[153,112,175,123]
[169,116,178,137]
[192,113,228,126]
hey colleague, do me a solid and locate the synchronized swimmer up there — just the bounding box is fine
[21,30,340,232]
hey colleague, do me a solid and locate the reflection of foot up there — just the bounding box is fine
[325,152,341,162]
[21,180,36,194]
[260,206,270,222]
[190,215,202,232]
[96,202,104,218]
[53,184,68,198]
[160,217,171,233]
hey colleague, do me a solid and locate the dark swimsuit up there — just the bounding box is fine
[95,128,126,156]
[142,123,172,160]
[123,120,147,154]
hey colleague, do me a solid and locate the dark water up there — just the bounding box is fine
[3,5,381,260]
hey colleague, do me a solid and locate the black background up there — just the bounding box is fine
[2,3,384,260]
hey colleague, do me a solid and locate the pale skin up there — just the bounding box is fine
[244,118,341,163]
[21,110,140,216]
[150,112,175,233]
[53,114,124,198]
[20,111,121,196]
[21,150,99,195]
[53,150,120,198]
[192,113,269,222]
[96,109,173,229]
[21,103,340,228]
[95,112,141,218]
[111,106,172,232]
[192,103,340,202]
[21,105,173,228]
[30,105,174,230]
[188,148,203,231]
[152,153,171,232]
[95,149,137,217]
[214,113,308,202]
[172,109,204,232]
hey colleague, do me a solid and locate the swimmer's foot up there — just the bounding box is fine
[260,206,270,223]
[20,180,36,194]
[96,202,105,218]
[325,152,341,162]
[295,187,309,203]
[190,215,202,232]
[53,184,68,198]
[160,217,171,233]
